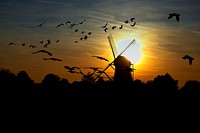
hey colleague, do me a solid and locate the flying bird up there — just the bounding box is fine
[130,18,135,22]
[182,55,194,65]
[84,35,88,40]
[88,32,92,35]
[32,50,52,56]
[66,21,71,25]
[56,23,64,28]
[130,22,136,27]
[92,56,109,62]
[79,71,94,79]
[43,43,49,48]
[168,13,180,22]
[39,41,43,44]
[8,42,16,46]
[119,25,123,29]
[43,57,63,61]
[79,19,86,24]
[56,40,59,43]
[64,66,80,73]
[21,43,25,46]
[124,20,129,24]
[112,26,117,30]
[104,28,108,32]
[36,22,46,27]
[101,23,108,28]
[68,22,78,29]
[29,45,36,48]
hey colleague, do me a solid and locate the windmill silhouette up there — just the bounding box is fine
[94,34,135,83]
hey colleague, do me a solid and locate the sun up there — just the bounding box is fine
[116,39,142,64]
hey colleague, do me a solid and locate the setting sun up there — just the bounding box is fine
[116,39,142,64]
[0,0,200,91]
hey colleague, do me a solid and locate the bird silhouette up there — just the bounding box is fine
[68,22,78,29]
[32,50,52,56]
[8,42,16,46]
[84,35,88,40]
[36,22,46,27]
[104,28,108,32]
[101,23,108,28]
[56,23,64,28]
[168,13,180,22]
[64,66,80,73]
[39,41,43,44]
[43,57,63,61]
[92,56,109,62]
[88,32,92,35]
[124,20,129,24]
[29,45,36,48]
[79,19,86,24]
[79,71,94,79]
[112,26,117,30]
[81,31,85,34]
[130,18,135,22]
[182,55,194,65]
[21,43,25,46]
[56,40,59,43]
[130,22,136,27]
[119,25,123,29]
[75,29,79,32]
[43,43,49,48]
[66,21,71,25]
[75,41,78,43]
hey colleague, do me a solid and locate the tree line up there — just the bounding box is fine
[0,68,200,97]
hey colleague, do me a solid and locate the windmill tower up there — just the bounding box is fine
[94,34,135,84]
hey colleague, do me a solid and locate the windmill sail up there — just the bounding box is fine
[108,34,117,59]
[117,39,135,56]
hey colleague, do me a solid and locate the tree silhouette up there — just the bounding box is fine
[41,73,61,96]
[16,70,34,96]
[180,80,200,96]
[1,68,200,97]
[151,73,179,96]
[0,68,17,97]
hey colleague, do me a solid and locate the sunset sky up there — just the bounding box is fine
[0,0,200,87]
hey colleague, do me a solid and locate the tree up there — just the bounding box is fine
[180,80,200,96]
[17,71,34,96]
[151,73,179,96]
[0,68,17,96]
[41,73,61,96]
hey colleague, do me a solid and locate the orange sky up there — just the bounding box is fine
[0,0,200,87]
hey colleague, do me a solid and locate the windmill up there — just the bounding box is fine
[94,34,135,83]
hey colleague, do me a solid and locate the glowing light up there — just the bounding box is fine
[116,39,142,64]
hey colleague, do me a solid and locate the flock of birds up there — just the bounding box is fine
[7,16,139,79]
[100,17,136,33]
[6,12,195,81]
